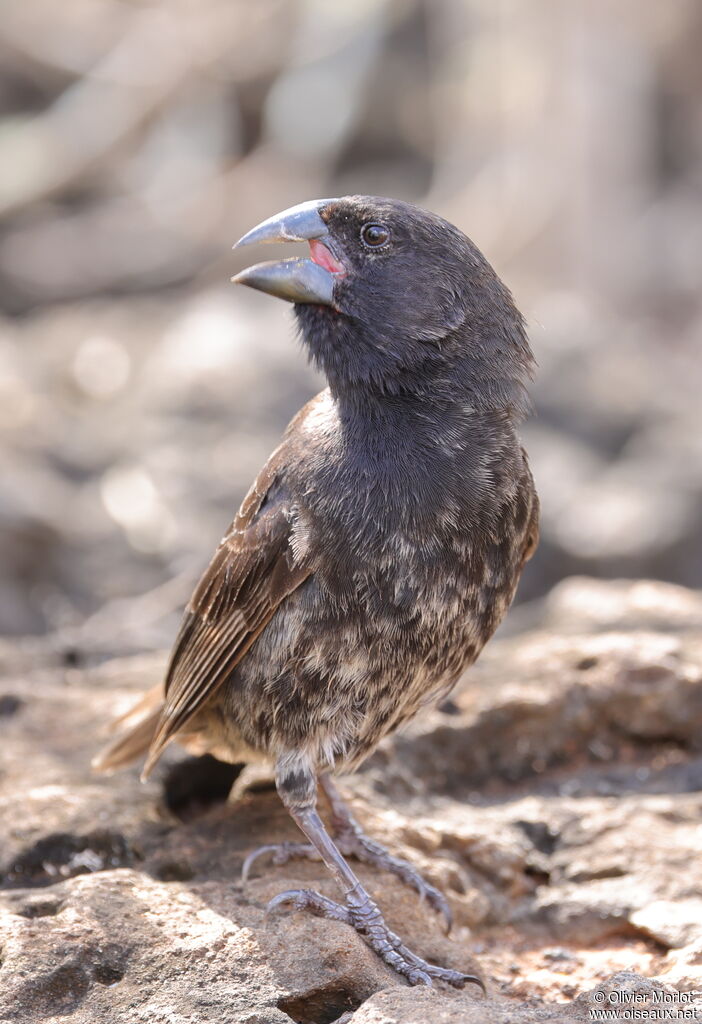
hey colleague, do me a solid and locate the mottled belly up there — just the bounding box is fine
[218,555,511,772]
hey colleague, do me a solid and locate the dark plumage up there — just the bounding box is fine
[95,195,539,988]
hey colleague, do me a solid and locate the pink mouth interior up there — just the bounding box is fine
[309,239,346,275]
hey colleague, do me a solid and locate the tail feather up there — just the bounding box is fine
[92,685,164,774]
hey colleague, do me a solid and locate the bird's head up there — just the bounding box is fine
[233,196,533,417]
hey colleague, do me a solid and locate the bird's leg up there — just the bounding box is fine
[318,775,453,931]
[261,759,483,990]
[242,774,452,931]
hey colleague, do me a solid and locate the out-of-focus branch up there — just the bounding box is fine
[0,4,270,221]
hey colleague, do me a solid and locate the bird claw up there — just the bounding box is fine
[265,887,353,925]
[265,885,483,992]
[241,842,320,883]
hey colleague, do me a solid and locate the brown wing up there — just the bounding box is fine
[142,446,311,776]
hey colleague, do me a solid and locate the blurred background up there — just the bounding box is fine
[1,0,700,655]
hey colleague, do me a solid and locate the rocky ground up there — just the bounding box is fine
[2,576,702,1023]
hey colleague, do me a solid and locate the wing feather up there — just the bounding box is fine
[142,450,311,776]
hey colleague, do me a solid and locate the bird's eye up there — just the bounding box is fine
[361,223,390,248]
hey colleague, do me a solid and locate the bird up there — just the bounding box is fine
[94,195,539,989]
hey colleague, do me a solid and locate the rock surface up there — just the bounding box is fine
[2,577,702,1023]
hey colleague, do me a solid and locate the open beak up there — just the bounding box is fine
[231,199,342,307]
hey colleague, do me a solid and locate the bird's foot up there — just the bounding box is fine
[266,884,483,991]
[243,825,451,932]
[331,821,453,933]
